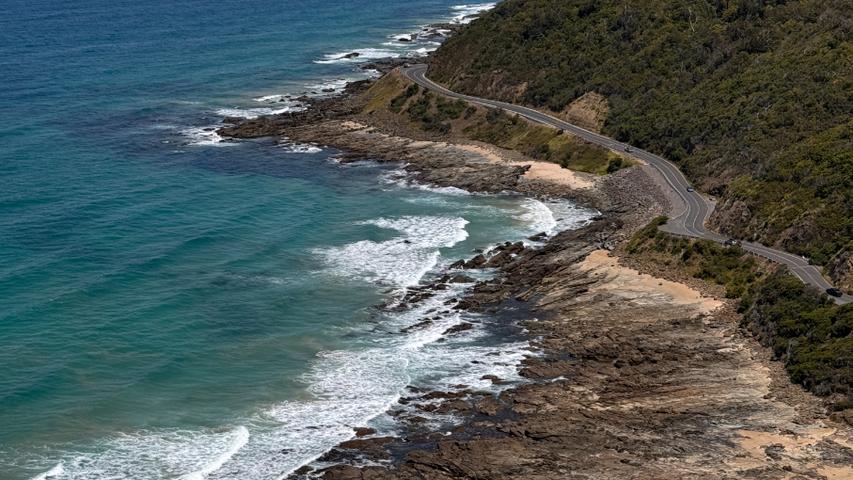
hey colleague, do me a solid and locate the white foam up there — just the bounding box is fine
[311,3,494,68]
[450,3,497,24]
[25,427,257,480]
[31,463,64,480]
[253,94,289,103]
[279,141,322,154]
[314,48,402,64]
[411,46,435,56]
[215,105,306,119]
[250,77,357,110]
[381,168,471,196]
[251,94,306,105]
[410,340,533,392]
[181,126,235,147]
[546,199,598,233]
[316,216,469,286]
[363,68,382,79]
[304,78,349,95]
[519,198,597,236]
[413,184,471,196]
[181,426,249,480]
[519,198,558,235]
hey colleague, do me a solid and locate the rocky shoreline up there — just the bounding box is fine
[218,65,853,479]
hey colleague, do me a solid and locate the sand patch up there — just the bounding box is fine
[340,120,367,131]
[523,161,596,189]
[457,144,504,163]
[578,250,721,314]
[458,144,596,190]
[406,140,434,149]
[559,91,609,133]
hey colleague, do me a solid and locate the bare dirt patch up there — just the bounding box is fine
[458,144,596,190]
[558,91,609,132]
[578,249,722,314]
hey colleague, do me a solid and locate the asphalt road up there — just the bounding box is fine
[402,64,850,304]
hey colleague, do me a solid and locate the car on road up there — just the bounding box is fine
[686,187,695,192]
[826,288,843,298]
[723,238,741,247]
[624,146,632,153]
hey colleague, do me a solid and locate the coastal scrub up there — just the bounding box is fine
[627,218,852,405]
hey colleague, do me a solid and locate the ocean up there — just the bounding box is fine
[0,1,593,478]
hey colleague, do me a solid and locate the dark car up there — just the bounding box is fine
[826,288,843,298]
[686,187,695,192]
[723,238,741,247]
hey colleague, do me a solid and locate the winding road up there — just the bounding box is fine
[402,64,850,304]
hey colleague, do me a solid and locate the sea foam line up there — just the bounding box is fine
[181,126,235,147]
[31,463,64,480]
[315,216,469,287]
[181,426,249,480]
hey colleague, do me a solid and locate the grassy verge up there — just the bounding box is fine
[628,217,852,406]
[363,72,630,175]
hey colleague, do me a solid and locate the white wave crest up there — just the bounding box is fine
[381,168,471,196]
[215,104,305,120]
[279,141,322,154]
[451,3,497,24]
[304,78,349,95]
[314,48,402,64]
[519,198,557,235]
[252,94,299,103]
[520,198,598,236]
[181,126,235,147]
[181,426,249,480]
[316,216,469,287]
[31,463,64,480]
[26,427,252,480]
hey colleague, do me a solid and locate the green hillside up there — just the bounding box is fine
[430,0,852,283]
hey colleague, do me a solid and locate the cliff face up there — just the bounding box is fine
[428,0,852,282]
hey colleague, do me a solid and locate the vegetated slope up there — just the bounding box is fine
[430,0,853,286]
[627,217,851,408]
[362,71,626,174]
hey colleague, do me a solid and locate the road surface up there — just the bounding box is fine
[402,64,850,304]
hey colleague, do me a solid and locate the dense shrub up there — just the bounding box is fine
[378,76,627,175]
[628,219,852,403]
[742,271,852,397]
[431,0,852,266]
[388,83,420,113]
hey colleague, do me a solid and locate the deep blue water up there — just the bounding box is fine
[0,1,592,478]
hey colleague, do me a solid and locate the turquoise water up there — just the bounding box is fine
[0,1,592,478]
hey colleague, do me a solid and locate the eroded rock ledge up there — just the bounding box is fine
[305,222,852,480]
